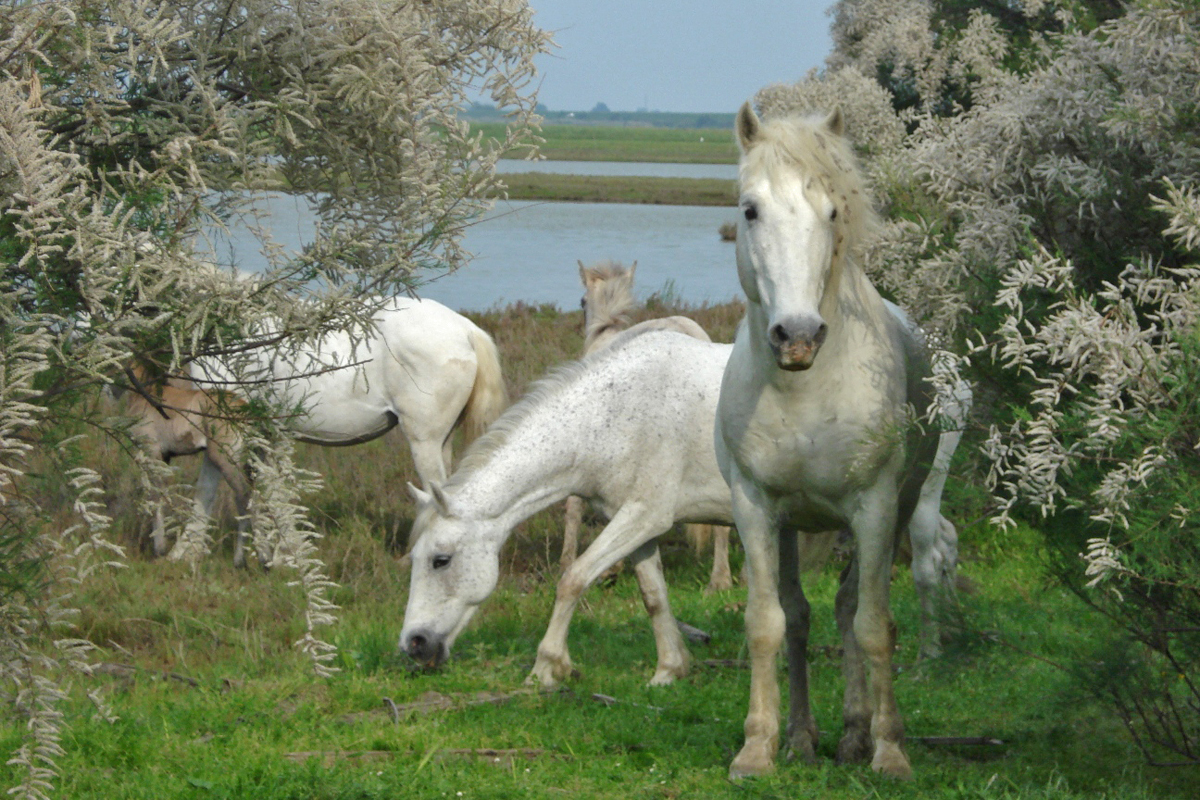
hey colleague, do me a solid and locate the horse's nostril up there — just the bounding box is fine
[408,634,426,656]
[769,324,790,346]
[815,322,828,344]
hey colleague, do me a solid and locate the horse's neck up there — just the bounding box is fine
[584,292,633,353]
[584,325,622,354]
[450,406,590,530]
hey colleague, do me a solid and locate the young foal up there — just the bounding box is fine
[563,260,734,593]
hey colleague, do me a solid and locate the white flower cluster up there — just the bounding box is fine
[246,434,340,678]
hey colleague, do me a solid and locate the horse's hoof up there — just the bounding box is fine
[785,725,819,764]
[703,580,733,596]
[836,730,872,765]
[525,662,573,689]
[871,743,912,780]
[647,670,678,687]
[728,744,776,780]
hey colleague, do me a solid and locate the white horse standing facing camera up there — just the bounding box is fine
[715,103,940,780]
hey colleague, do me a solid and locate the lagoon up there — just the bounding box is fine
[205,192,745,313]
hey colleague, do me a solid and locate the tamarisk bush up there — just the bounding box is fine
[0,2,548,796]
[761,0,1200,763]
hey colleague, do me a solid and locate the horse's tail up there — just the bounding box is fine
[460,325,509,445]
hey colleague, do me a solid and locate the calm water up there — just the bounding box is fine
[203,162,745,312]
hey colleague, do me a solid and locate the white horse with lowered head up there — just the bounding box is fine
[401,328,734,687]
[151,296,508,563]
[714,104,940,780]
[563,260,733,594]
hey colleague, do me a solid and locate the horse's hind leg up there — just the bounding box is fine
[407,436,451,490]
[908,496,950,659]
[834,557,872,764]
[168,452,223,564]
[779,529,818,762]
[706,525,734,594]
[628,539,689,686]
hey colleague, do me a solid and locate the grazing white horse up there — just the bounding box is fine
[714,104,940,780]
[399,326,967,688]
[402,329,732,687]
[143,296,507,561]
[563,260,733,594]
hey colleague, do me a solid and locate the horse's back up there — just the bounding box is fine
[581,330,732,518]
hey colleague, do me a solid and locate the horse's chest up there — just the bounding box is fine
[736,401,895,499]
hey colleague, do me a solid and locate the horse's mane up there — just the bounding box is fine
[581,260,635,350]
[446,326,662,493]
[741,113,877,263]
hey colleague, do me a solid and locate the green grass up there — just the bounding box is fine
[494,173,736,206]
[5,301,1198,798]
[13,529,1193,799]
[473,123,738,164]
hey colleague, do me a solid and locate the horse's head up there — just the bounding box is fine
[734,102,873,371]
[398,482,503,669]
[579,260,637,351]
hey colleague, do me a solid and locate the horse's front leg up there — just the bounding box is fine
[528,504,666,688]
[628,539,689,685]
[728,476,784,779]
[779,529,818,763]
[848,491,912,779]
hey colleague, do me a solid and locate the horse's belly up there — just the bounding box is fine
[272,373,395,442]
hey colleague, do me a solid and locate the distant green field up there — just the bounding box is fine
[472,123,738,164]
[493,172,736,206]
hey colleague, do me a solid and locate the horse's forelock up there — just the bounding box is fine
[740,114,876,260]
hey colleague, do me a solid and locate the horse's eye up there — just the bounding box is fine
[432,554,452,570]
[580,297,587,309]
[830,207,839,221]
[743,203,758,222]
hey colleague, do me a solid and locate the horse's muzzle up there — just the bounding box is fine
[400,628,448,670]
[768,318,827,371]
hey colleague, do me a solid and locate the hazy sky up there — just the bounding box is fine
[527,1,835,113]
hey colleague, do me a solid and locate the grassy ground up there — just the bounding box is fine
[5,300,1198,798]
[474,123,738,164]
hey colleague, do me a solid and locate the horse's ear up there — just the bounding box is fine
[430,483,452,517]
[736,101,760,152]
[629,261,637,280]
[578,260,588,286]
[824,107,845,138]
[407,482,432,506]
